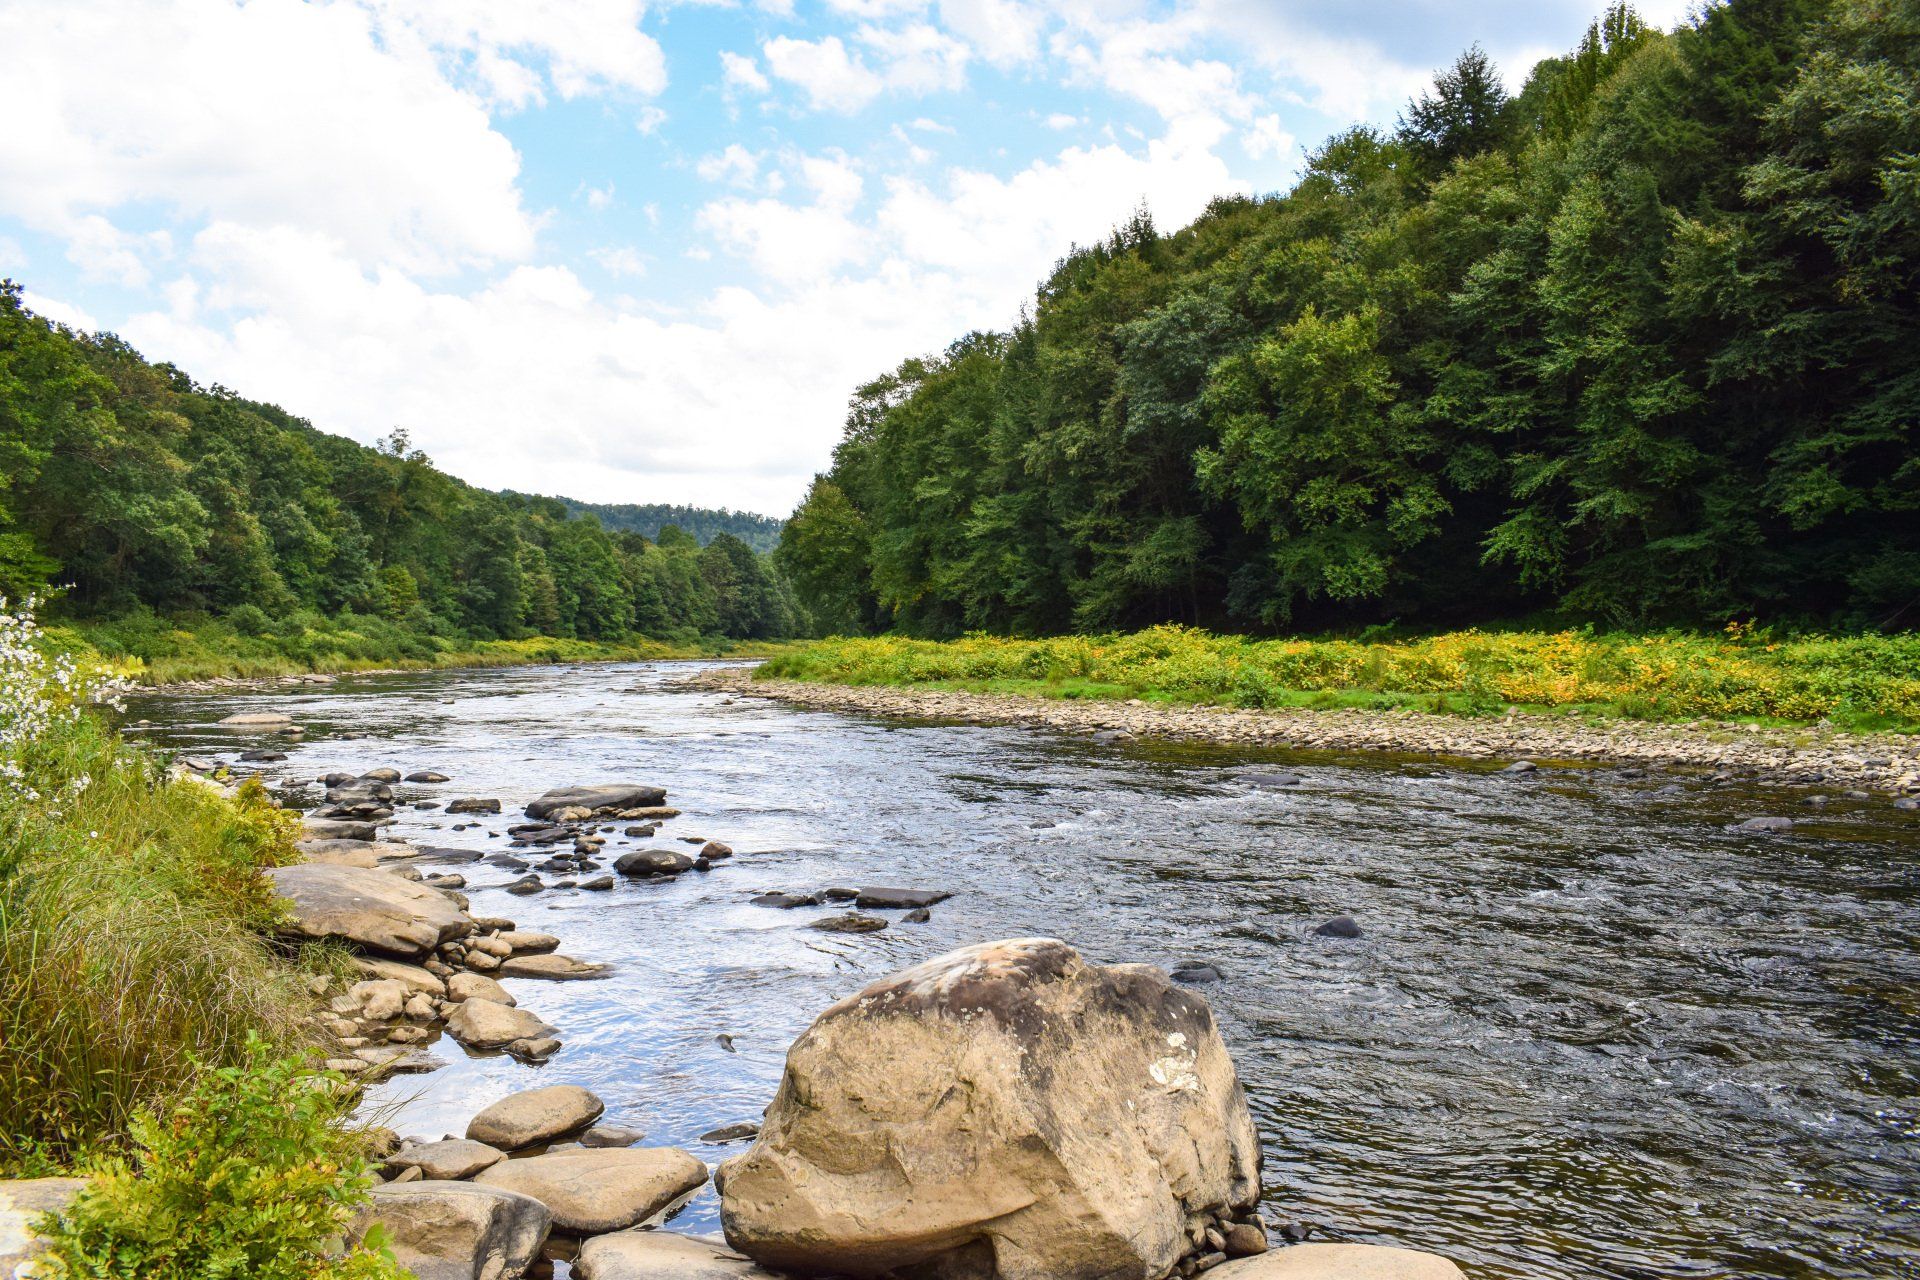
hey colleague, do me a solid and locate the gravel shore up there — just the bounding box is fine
[691,666,1920,797]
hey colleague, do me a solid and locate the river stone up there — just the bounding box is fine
[853,887,951,909]
[526,785,667,819]
[474,1147,708,1234]
[581,1125,648,1149]
[303,841,381,868]
[1314,916,1363,939]
[1,1177,88,1276]
[718,938,1261,1280]
[219,710,292,726]
[408,771,452,783]
[354,957,448,998]
[362,767,403,783]
[301,817,378,842]
[614,849,695,877]
[267,863,474,958]
[751,892,821,909]
[355,1181,552,1280]
[447,972,516,1005]
[445,1000,556,1051]
[498,954,610,980]
[1210,1244,1464,1279]
[447,798,502,815]
[576,1231,776,1280]
[579,874,616,891]
[809,913,887,933]
[496,930,560,954]
[1733,816,1794,833]
[389,1139,507,1181]
[466,1085,605,1149]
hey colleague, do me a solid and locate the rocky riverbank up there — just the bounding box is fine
[692,667,1920,800]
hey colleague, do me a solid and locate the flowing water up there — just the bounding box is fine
[132,661,1920,1280]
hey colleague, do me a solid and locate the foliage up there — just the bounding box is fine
[0,601,308,1162]
[760,624,1920,728]
[0,293,805,645]
[542,496,786,554]
[34,1036,405,1280]
[782,0,1918,638]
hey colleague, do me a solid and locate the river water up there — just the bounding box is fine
[131,660,1920,1280]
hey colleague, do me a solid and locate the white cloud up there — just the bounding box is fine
[937,0,1044,65]
[64,216,172,287]
[696,152,868,284]
[857,22,970,95]
[763,35,887,112]
[591,246,648,277]
[1242,113,1294,161]
[696,144,763,187]
[363,0,668,101]
[908,117,956,133]
[581,181,616,210]
[20,289,100,334]
[1044,112,1081,129]
[719,49,771,94]
[0,0,536,275]
[634,104,669,134]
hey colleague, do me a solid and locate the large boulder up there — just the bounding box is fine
[526,785,666,819]
[466,1085,604,1149]
[354,1181,551,1280]
[1211,1245,1464,1279]
[576,1231,778,1280]
[719,938,1261,1280]
[1,1177,88,1277]
[266,863,473,957]
[474,1147,708,1234]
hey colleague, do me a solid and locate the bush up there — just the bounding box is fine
[35,1036,406,1280]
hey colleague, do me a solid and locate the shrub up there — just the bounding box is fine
[35,1036,406,1280]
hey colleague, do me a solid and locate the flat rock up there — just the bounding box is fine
[447,798,502,815]
[354,1181,551,1280]
[388,1139,506,1182]
[407,771,451,783]
[1211,1244,1465,1278]
[853,887,952,909]
[576,1231,777,1280]
[526,785,667,819]
[445,1000,556,1051]
[300,817,378,842]
[808,913,887,933]
[581,1125,648,1149]
[1,1177,89,1277]
[466,1085,605,1150]
[699,1122,759,1144]
[447,971,515,1005]
[495,930,560,954]
[219,710,292,726]
[750,892,821,909]
[266,863,473,958]
[353,957,448,997]
[498,954,610,981]
[474,1147,708,1234]
[1733,816,1794,833]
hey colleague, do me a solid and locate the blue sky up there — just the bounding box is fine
[0,0,1694,515]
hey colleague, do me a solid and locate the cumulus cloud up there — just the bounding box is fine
[719,49,771,94]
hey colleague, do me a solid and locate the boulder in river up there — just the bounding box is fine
[386,1139,506,1182]
[354,1181,551,1280]
[447,972,515,1005]
[219,710,292,726]
[1732,816,1794,834]
[718,937,1261,1280]
[267,863,474,958]
[614,849,695,877]
[474,1147,708,1235]
[407,771,451,783]
[526,784,667,820]
[466,1085,605,1149]
[750,891,822,909]
[809,913,886,933]
[575,1230,777,1280]
[447,798,502,815]
[445,999,556,1051]
[1210,1244,1463,1278]
[853,887,951,909]
[498,953,610,981]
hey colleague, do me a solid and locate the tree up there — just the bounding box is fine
[1398,45,1512,177]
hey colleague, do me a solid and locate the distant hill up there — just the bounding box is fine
[516,496,785,554]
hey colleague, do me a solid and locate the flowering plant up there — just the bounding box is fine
[0,597,133,809]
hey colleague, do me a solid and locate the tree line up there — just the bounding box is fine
[0,288,804,642]
[537,498,786,555]
[777,0,1917,638]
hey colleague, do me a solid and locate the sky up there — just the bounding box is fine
[0,0,1696,517]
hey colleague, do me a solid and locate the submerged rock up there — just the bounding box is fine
[852,887,951,909]
[1732,816,1794,833]
[718,937,1261,1280]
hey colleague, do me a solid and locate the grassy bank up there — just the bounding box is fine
[757,626,1920,732]
[1,605,400,1275]
[42,607,798,685]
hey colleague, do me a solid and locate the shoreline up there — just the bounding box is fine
[128,647,785,694]
[691,667,1920,797]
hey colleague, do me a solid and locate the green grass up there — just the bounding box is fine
[756,625,1920,732]
[44,607,800,686]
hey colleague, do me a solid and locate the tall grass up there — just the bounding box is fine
[0,605,306,1168]
[757,624,1920,729]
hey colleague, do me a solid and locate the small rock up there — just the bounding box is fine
[473,1147,708,1234]
[407,771,451,783]
[578,875,615,891]
[1732,816,1794,833]
[580,1124,648,1149]
[1313,916,1363,939]
[809,913,887,933]
[750,891,822,909]
[853,887,951,909]
[1171,960,1223,984]
[503,876,544,895]
[445,1000,555,1051]
[614,849,696,877]
[902,907,932,923]
[699,1121,760,1144]
[386,1139,505,1182]
[1503,760,1537,774]
[467,1084,605,1149]
[700,840,734,859]
[499,954,610,981]
[447,972,515,1005]
[448,798,503,815]
[1222,1222,1267,1257]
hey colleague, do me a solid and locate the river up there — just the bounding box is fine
[131,660,1920,1280]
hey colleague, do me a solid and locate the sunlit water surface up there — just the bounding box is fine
[132,661,1920,1279]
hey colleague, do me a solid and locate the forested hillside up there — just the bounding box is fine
[778,0,1917,637]
[0,287,804,648]
[534,498,784,554]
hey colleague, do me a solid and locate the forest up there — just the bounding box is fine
[541,498,786,555]
[776,0,1917,639]
[0,286,805,658]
